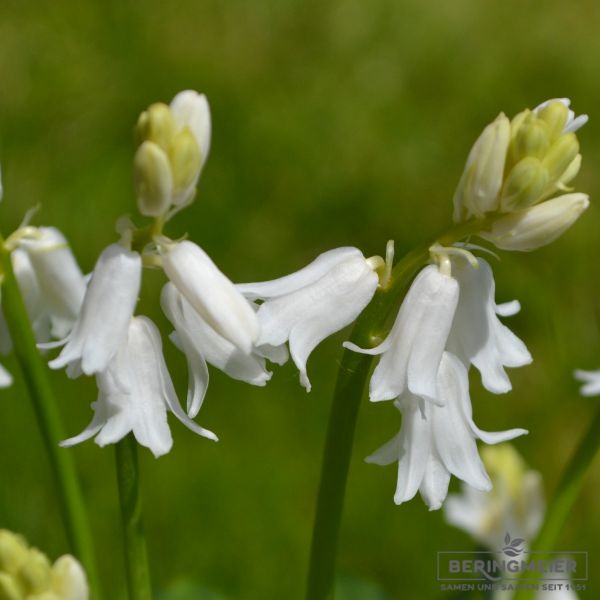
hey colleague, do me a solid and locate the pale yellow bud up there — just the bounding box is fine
[542,132,579,182]
[51,555,88,600]
[134,141,173,217]
[536,100,569,140]
[0,531,28,575]
[482,444,526,500]
[168,127,201,205]
[135,103,176,150]
[18,549,51,594]
[0,573,21,600]
[481,193,589,252]
[453,113,510,221]
[512,119,549,162]
[30,593,59,600]
[500,157,549,211]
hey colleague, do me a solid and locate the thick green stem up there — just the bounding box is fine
[305,218,487,600]
[115,435,152,600]
[513,404,600,600]
[0,239,102,599]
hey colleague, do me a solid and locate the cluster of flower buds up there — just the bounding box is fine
[0,529,88,600]
[134,91,211,218]
[453,98,589,251]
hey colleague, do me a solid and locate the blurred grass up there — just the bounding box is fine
[1,0,600,598]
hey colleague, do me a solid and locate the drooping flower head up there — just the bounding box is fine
[238,246,382,391]
[367,352,527,510]
[61,316,217,458]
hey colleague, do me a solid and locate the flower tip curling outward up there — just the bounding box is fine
[367,352,527,511]
[61,316,217,458]
[237,246,380,392]
[574,369,600,397]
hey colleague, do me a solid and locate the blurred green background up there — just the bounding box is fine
[1,0,599,598]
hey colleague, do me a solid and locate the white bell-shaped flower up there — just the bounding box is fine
[19,227,86,339]
[160,240,259,355]
[345,263,458,403]
[61,316,217,458]
[48,243,141,376]
[161,283,277,418]
[367,352,527,510]
[238,247,380,391]
[447,257,532,393]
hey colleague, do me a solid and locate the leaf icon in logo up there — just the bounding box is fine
[504,549,522,557]
[510,538,525,548]
[504,532,511,545]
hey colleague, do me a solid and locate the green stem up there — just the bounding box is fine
[305,218,487,600]
[513,404,600,600]
[115,435,152,600]
[0,238,102,599]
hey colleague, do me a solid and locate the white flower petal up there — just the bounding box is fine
[419,452,451,511]
[170,91,211,168]
[392,397,431,504]
[433,353,492,491]
[574,368,600,396]
[365,433,401,466]
[60,401,106,447]
[255,343,289,366]
[161,241,258,355]
[449,258,531,394]
[49,244,141,375]
[237,247,362,300]
[255,253,378,390]
[0,363,12,388]
[364,265,458,402]
[495,300,521,317]
[20,227,86,337]
[161,284,269,412]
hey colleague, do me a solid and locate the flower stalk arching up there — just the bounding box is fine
[0,233,102,600]
[305,216,490,600]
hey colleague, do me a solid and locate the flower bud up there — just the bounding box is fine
[512,119,549,162]
[542,132,579,182]
[135,103,175,149]
[0,531,28,575]
[500,157,549,211]
[51,555,88,600]
[168,128,201,205]
[453,113,510,221]
[0,573,21,600]
[480,193,589,252]
[134,141,173,217]
[536,100,569,140]
[169,91,211,168]
[18,549,51,594]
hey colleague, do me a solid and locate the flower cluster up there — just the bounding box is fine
[347,251,531,509]
[0,95,591,520]
[454,98,589,251]
[0,529,88,600]
[0,91,383,458]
